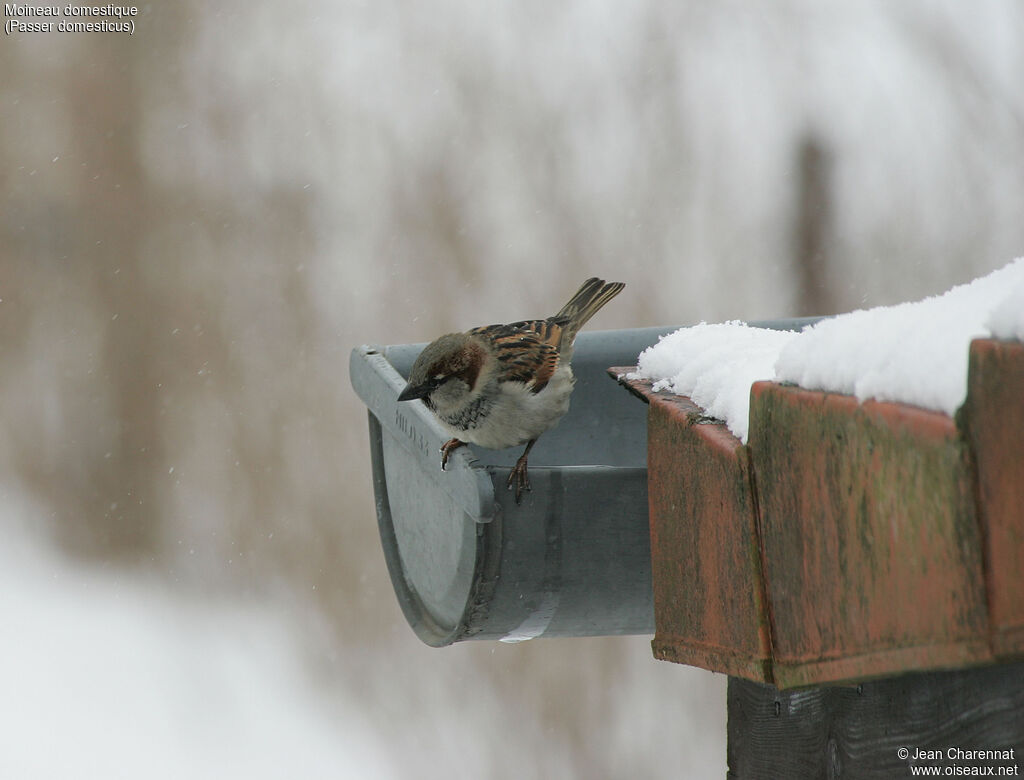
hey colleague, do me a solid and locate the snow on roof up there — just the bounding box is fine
[629,257,1024,442]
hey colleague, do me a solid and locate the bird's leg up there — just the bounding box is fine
[440,438,467,471]
[508,439,537,504]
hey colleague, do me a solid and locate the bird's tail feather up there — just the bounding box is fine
[555,277,625,343]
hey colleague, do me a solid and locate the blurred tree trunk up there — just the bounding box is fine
[792,133,837,317]
[71,34,162,559]
[2,13,190,561]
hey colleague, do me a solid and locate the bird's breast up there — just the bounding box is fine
[436,392,494,433]
[440,368,575,450]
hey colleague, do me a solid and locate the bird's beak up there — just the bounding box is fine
[397,381,429,402]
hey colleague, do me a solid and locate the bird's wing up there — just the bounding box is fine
[471,318,567,393]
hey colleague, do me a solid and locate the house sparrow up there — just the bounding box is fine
[397,277,625,503]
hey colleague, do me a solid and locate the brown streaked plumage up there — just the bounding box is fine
[397,277,625,504]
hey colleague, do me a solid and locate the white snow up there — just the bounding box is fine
[0,514,399,780]
[986,274,1024,342]
[631,258,1024,442]
[631,322,799,442]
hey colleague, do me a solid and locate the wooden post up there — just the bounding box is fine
[728,663,1024,779]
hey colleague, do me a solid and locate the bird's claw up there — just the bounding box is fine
[440,438,466,471]
[507,458,532,504]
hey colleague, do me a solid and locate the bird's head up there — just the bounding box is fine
[397,333,487,409]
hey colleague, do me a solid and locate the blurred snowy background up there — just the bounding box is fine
[2,0,1023,777]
